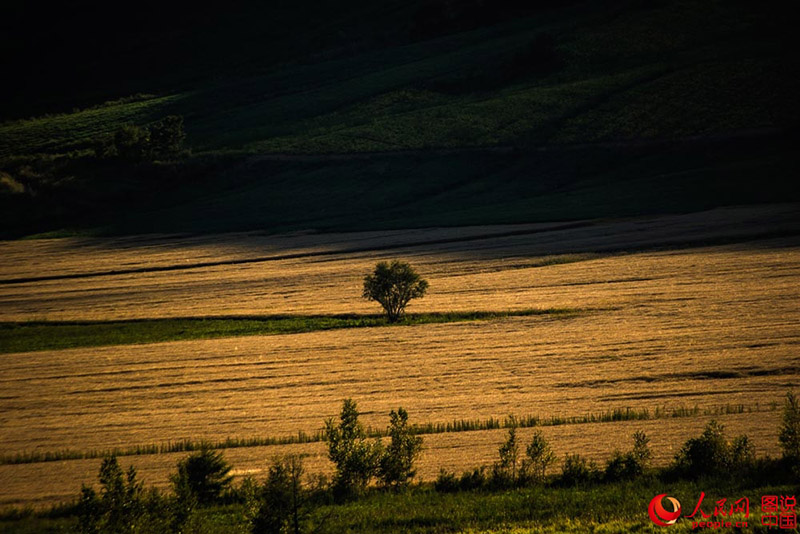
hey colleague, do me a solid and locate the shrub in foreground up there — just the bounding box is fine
[379,407,423,488]
[603,430,652,482]
[558,454,600,486]
[492,421,520,487]
[520,430,556,485]
[77,456,169,534]
[672,420,756,478]
[171,446,233,507]
[493,422,559,488]
[324,399,383,498]
[148,115,186,160]
[250,455,310,534]
[434,469,460,492]
[97,115,187,162]
[779,390,800,476]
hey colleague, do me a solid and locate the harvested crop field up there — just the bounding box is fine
[1,204,799,508]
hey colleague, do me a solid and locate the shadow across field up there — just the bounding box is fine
[0,309,580,354]
[0,222,591,285]
[556,366,800,387]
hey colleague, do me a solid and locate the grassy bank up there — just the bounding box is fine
[301,480,791,534]
[1,477,792,533]
[0,309,578,354]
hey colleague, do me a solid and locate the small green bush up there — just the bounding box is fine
[434,469,459,493]
[779,391,800,467]
[632,430,653,465]
[672,420,755,478]
[603,430,651,482]
[171,446,233,506]
[559,454,600,486]
[109,124,151,162]
[730,435,756,470]
[97,115,186,163]
[603,452,641,482]
[434,467,489,492]
[458,467,488,490]
[170,459,197,533]
[148,116,186,160]
[251,455,307,534]
[491,423,520,487]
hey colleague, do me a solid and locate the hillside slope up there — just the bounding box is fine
[1,0,797,237]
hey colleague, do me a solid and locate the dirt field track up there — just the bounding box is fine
[1,204,799,508]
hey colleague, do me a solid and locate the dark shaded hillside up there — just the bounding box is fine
[4,0,795,124]
[0,0,580,120]
[2,131,795,238]
[1,0,798,237]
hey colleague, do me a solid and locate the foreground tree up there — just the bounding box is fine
[77,456,148,534]
[324,399,383,498]
[171,446,233,506]
[379,407,423,488]
[251,455,307,534]
[521,430,556,484]
[493,419,520,486]
[362,260,429,322]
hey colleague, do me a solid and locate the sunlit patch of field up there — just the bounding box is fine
[0,204,797,322]
[0,204,798,508]
[1,305,797,455]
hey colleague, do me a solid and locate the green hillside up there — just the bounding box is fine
[1,0,797,237]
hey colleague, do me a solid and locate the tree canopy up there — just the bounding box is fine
[362,260,429,322]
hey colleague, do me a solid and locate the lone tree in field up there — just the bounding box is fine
[362,260,429,322]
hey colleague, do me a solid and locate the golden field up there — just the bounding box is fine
[0,204,798,508]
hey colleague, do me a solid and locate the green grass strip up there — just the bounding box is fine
[0,402,771,466]
[0,309,579,354]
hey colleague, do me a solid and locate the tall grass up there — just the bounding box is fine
[0,402,771,466]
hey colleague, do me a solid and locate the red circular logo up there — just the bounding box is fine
[649,494,682,527]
